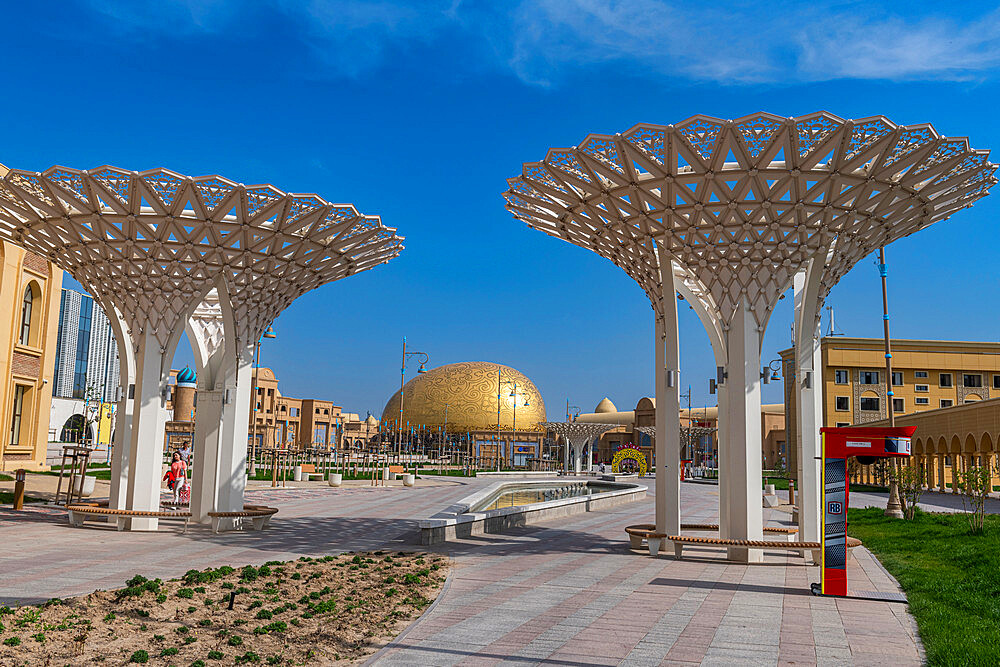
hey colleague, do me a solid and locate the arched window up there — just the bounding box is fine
[19,285,33,346]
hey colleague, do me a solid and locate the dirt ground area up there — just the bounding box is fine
[0,552,448,665]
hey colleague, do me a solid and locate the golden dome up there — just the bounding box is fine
[380,362,546,433]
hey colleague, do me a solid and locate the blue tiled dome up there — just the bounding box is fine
[176,366,197,385]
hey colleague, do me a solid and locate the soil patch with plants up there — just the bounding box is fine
[0,552,448,665]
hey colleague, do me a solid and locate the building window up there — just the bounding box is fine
[836,422,850,427]
[963,374,982,388]
[891,372,903,386]
[915,397,929,405]
[940,399,953,408]
[860,396,880,411]
[19,286,34,346]
[892,398,904,413]
[939,373,953,387]
[9,385,25,446]
[915,384,929,392]
[835,396,849,411]
[860,371,879,385]
[994,375,1000,389]
[834,370,848,384]
[914,371,928,379]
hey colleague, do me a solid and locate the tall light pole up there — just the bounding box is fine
[249,324,276,475]
[879,248,904,518]
[397,336,427,467]
[497,374,530,470]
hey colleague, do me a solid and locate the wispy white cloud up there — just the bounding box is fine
[84,0,1000,85]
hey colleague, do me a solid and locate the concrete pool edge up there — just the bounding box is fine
[418,478,648,545]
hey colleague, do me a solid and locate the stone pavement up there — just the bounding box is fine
[0,477,923,665]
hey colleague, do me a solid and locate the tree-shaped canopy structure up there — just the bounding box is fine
[505,112,995,559]
[0,165,403,529]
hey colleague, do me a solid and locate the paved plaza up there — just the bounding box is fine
[0,479,922,665]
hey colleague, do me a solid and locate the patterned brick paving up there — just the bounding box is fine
[0,478,922,665]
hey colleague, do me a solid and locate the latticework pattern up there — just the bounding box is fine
[0,166,403,346]
[540,422,622,444]
[505,112,996,327]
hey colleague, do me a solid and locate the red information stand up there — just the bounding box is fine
[811,425,915,597]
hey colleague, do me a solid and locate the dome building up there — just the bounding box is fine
[381,362,549,467]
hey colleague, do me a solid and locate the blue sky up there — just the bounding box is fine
[6,1,1000,419]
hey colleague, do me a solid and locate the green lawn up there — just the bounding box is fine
[0,491,44,504]
[848,507,1000,665]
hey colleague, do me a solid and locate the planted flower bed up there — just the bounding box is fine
[0,551,448,665]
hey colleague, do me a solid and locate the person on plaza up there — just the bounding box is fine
[178,443,192,466]
[166,451,187,505]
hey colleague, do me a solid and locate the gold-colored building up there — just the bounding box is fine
[0,163,64,470]
[781,337,1000,481]
[380,362,548,465]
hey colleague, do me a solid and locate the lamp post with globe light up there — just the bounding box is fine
[496,376,530,470]
[248,324,276,477]
[397,337,428,471]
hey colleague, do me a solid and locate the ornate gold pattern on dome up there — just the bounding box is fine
[380,362,547,433]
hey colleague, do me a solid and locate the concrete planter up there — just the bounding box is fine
[73,475,96,498]
[293,465,303,482]
[328,473,343,487]
[403,474,415,487]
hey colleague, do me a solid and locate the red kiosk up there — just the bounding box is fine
[812,425,915,597]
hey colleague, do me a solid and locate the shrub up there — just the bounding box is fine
[898,464,926,520]
[403,573,420,585]
[156,594,167,603]
[253,621,287,635]
[192,662,206,667]
[228,635,244,646]
[256,610,273,620]
[4,637,20,646]
[235,651,260,664]
[175,626,189,635]
[240,566,258,583]
[184,636,197,644]
[198,619,212,627]
[103,612,116,623]
[188,606,197,613]
[160,647,179,656]
[194,586,206,594]
[32,632,45,643]
[957,464,993,533]
[177,588,194,599]
[207,650,224,659]
[129,649,149,663]
[385,588,398,597]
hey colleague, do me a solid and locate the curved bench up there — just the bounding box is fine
[206,505,278,533]
[669,535,862,562]
[625,523,800,555]
[65,505,191,533]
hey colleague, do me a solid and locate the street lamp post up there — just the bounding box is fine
[397,336,428,472]
[497,374,530,471]
[249,324,276,477]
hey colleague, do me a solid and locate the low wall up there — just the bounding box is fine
[474,471,560,479]
[420,479,647,545]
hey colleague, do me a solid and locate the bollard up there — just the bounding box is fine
[13,468,26,510]
[788,479,795,506]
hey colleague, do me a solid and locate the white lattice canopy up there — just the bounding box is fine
[0,166,404,345]
[505,112,996,326]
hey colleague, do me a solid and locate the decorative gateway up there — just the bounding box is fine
[612,446,647,477]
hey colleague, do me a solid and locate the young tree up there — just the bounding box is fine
[897,463,925,520]
[956,463,993,534]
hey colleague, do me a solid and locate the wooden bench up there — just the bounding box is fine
[387,465,405,479]
[668,535,862,562]
[299,464,324,481]
[66,505,191,533]
[626,523,799,555]
[206,505,278,533]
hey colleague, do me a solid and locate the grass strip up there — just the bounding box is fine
[848,507,1000,665]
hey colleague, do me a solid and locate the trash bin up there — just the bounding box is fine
[293,465,303,482]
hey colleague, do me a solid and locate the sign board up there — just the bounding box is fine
[815,425,915,597]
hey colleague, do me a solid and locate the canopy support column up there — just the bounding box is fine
[124,329,169,531]
[723,299,764,562]
[794,264,824,543]
[216,343,253,517]
[656,248,681,537]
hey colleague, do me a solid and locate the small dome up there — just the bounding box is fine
[594,397,617,413]
[366,414,378,425]
[176,366,197,385]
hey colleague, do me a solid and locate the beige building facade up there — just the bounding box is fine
[781,337,1000,486]
[0,196,64,471]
